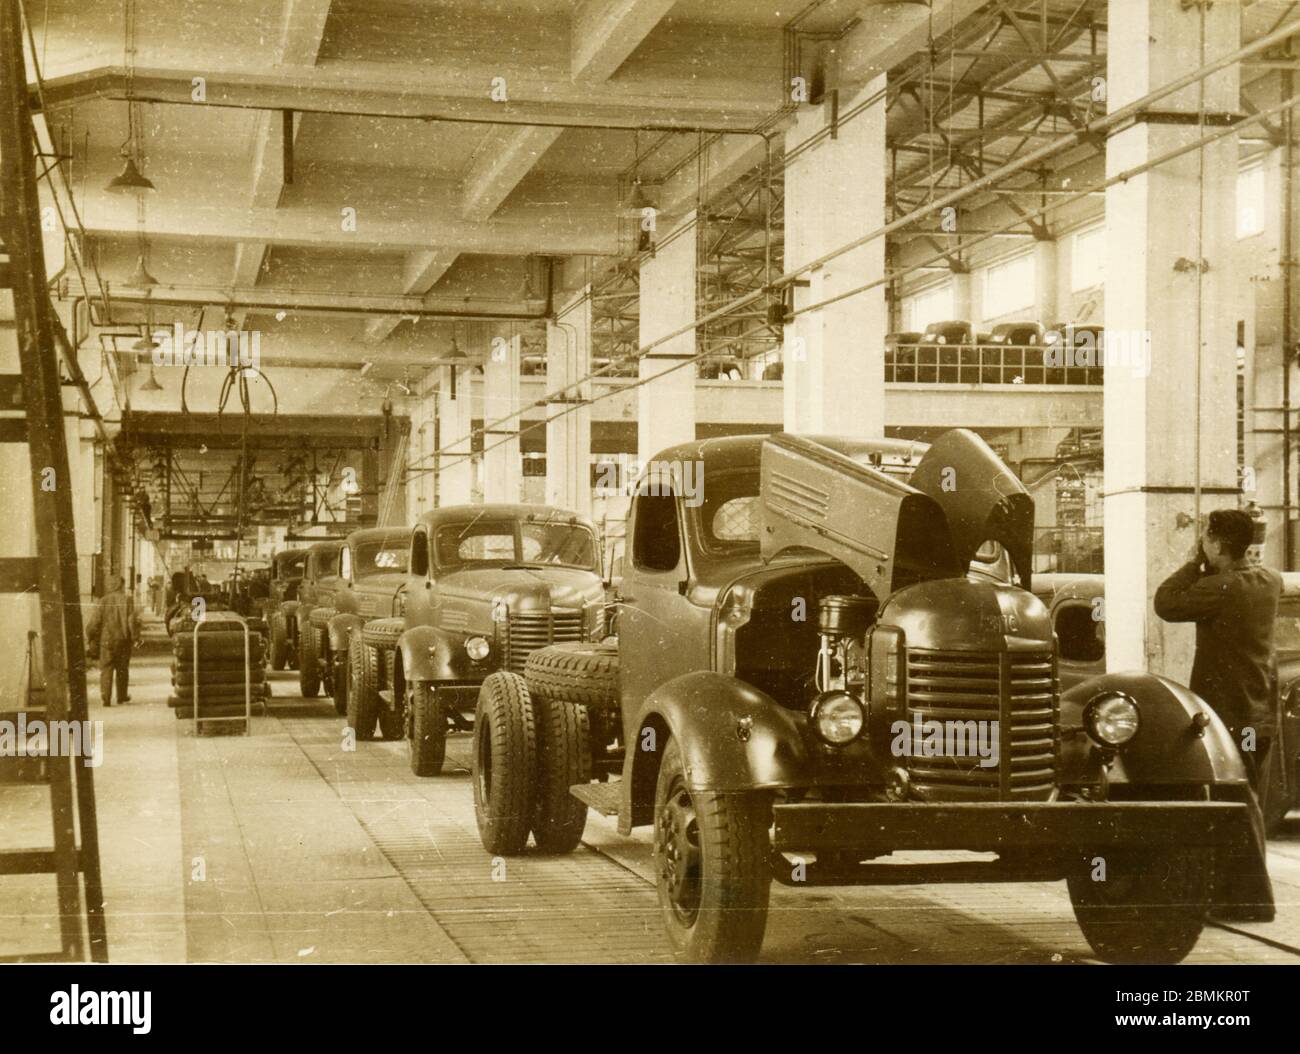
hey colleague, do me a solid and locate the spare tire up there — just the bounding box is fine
[524,642,619,710]
[361,618,405,651]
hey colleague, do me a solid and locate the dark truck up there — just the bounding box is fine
[267,549,308,670]
[1033,571,1300,836]
[347,504,605,777]
[306,527,411,716]
[295,540,343,701]
[470,430,1271,964]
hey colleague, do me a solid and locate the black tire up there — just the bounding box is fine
[531,695,591,853]
[1067,847,1212,964]
[269,612,289,670]
[407,682,446,777]
[1262,739,1295,836]
[653,738,771,964]
[525,642,619,709]
[331,639,349,716]
[173,670,266,688]
[361,618,405,650]
[299,624,321,697]
[472,672,537,855]
[377,679,405,741]
[346,634,378,741]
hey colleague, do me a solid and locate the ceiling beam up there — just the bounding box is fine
[572,0,678,83]
[461,125,566,221]
[363,248,460,344]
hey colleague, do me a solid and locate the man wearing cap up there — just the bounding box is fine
[86,573,142,707]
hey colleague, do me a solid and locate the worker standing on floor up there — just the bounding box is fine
[86,573,142,707]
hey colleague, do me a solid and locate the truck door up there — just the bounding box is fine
[618,479,708,739]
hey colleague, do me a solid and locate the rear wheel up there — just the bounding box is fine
[472,672,536,855]
[298,624,320,697]
[331,639,349,716]
[531,695,591,853]
[269,612,288,670]
[1067,847,1212,964]
[653,738,771,964]
[407,682,446,777]
[346,634,378,740]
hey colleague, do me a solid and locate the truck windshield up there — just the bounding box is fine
[277,553,306,578]
[353,541,409,575]
[1277,599,1300,657]
[435,519,597,571]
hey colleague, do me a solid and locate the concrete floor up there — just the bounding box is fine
[4,623,1300,965]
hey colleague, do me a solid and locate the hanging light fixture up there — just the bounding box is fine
[106,2,155,193]
[107,155,156,194]
[126,252,159,287]
[139,363,164,391]
[519,257,537,300]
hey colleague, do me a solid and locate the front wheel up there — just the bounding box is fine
[331,642,348,716]
[407,682,446,777]
[653,738,771,964]
[472,672,536,855]
[1067,847,1212,964]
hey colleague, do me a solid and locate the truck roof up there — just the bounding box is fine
[415,503,594,532]
[344,526,410,548]
[646,433,931,475]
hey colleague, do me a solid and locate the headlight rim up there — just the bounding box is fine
[464,635,491,662]
[809,690,866,746]
[1083,690,1141,747]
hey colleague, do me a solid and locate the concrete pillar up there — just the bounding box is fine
[547,288,593,516]
[437,363,475,507]
[1034,239,1059,327]
[783,75,888,436]
[406,377,438,523]
[1103,0,1241,678]
[638,211,698,462]
[482,331,522,503]
[951,270,974,326]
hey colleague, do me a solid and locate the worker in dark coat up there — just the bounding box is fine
[1154,508,1282,785]
[86,574,142,707]
[1155,508,1280,922]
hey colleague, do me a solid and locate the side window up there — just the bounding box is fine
[1056,604,1104,663]
[410,529,429,577]
[340,548,352,581]
[632,488,682,573]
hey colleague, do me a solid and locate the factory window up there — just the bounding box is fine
[901,281,954,332]
[982,251,1035,321]
[1237,160,1266,238]
[1071,224,1105,291]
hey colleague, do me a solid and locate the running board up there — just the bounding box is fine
[569,781,622,817]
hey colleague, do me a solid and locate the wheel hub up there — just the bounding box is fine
[656,787,701,922]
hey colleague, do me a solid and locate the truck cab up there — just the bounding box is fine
[267,548,307,670]
[295,540,342,699]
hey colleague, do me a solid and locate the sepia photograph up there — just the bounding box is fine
[1,0,1298,1017]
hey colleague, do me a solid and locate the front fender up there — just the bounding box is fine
[1060,670,1249,787]
[328,613,363,655]
[621,671,813,822]
[398,625,485,685]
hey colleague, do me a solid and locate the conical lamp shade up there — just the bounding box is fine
[625,181,650,211]
[126,254,159,287]
[140,365,164,391]
[107,156,157,193]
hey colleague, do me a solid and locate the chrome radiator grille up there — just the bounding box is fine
[503,611,585,673]
[903,648,1058,801]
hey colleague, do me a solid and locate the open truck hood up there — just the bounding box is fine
[759,433,963,599]
[907,429,1034,588]
[759,429,1035,596]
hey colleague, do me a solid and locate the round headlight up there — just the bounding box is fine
[465,636,491,662]
[810,691,865,745]
[1085,692,1140,747]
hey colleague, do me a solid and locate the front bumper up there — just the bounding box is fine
[772,801,1250,853]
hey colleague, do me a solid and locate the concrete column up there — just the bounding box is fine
[951,270,974,326]
[482,331,522,503]
[783,75,888,436]
[638,211,697,462]
[1103,0,1241,678]
[437,364,475,507]
[406,376,438,523]
[547,287,593,516]
[1034,239,1059,327]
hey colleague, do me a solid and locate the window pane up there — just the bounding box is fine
[982,251,1036,321]
[902,281,954,332]
[1071,224,1104,292]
